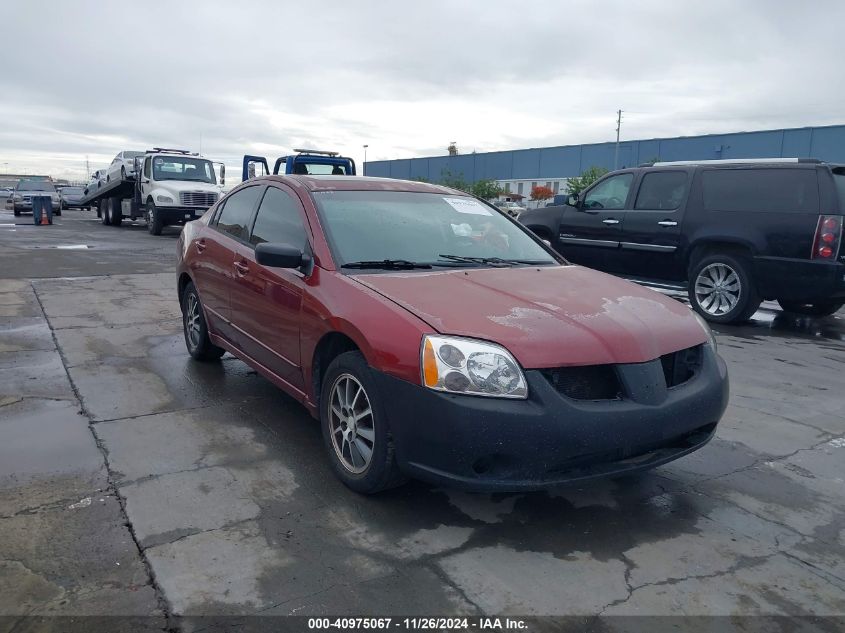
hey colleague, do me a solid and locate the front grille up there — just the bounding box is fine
[660,345,703,388]
[179,191,217,207]
[541,365,622,400]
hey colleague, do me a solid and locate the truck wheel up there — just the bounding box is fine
[689,252,760,324]
[320,351,406,494]
[110,197,122,227]
[146,201,163,235]
[778,300,844,317]
[100,199,110,225]
[181,282,225,361]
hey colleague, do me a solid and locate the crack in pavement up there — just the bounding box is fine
[30,281,177,629]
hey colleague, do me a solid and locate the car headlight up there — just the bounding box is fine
[156,195,173,203]
[421,335,528,399]
[693,312,717,351]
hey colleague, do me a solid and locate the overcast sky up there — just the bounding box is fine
[2,0,843,182]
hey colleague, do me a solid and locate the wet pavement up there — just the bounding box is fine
[1,208,844,627]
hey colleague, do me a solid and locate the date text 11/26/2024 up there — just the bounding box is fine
[307,617,528,630]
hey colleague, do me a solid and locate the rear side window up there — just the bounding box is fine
[249,187,308,249]
[702,168,819,213]
[634,171,688,210]
[215,186,263,240]
[832,168,845,212]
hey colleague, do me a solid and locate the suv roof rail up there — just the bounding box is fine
[293,148,340,157]
[650,157,822,167]
[149,147,199,156]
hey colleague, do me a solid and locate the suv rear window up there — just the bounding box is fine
[701,168,818,213]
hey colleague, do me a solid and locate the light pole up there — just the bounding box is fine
[363,144,368,176]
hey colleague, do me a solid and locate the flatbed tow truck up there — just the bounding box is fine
[79,148,225,235]
[242,149,356,180]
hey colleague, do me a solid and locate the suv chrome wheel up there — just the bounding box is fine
[694,262,741,316]
[329,374,375,474]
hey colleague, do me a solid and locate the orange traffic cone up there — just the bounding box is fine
[41,210,50,225]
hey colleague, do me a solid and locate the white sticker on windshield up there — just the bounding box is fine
[443,197,492,216]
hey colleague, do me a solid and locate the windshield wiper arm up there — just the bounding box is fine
[341,259,433,270]
[438,254,549,266]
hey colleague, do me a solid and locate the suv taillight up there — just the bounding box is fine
[811,215,843,260]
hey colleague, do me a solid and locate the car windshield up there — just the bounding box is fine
[313,190,559,269]
[62,187,84,194]
[18,180,56,192]
[152,157,216,184]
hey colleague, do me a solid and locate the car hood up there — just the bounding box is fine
[351,265,707,368]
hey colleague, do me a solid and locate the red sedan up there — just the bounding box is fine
[176,175,728,494]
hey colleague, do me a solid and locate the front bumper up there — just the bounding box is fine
[374,346,729,491]
[156,206,208,223]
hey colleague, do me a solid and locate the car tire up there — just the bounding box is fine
[13,209,20,217]
[320,351,406,494]
[110,197,122,227]
[100,199,110,225]
[120,166,126,181]
[181,282,225,361]
[778,299,844,317]
[146,200,163,235]
[689,252,760,324]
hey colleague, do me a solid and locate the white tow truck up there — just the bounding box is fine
[78,148,225,235]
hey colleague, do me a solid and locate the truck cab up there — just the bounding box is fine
[138,148,225,235]
[242,149,356,181]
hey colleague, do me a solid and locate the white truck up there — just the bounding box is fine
[79,148,225,235]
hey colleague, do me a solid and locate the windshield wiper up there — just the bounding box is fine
[437,254,551,267]
[341,259,433,270]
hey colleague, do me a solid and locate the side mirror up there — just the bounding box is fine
[255,243,310,269]
[220,164,225,186]
[566,193,580,207]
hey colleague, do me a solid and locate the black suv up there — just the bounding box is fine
[519,159,845,323]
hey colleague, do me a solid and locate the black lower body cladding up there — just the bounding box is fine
[374,346,729,492]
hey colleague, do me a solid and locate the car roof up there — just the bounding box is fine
[258,174,466,196]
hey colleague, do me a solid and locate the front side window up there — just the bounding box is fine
[634,171,688,210]
[250,187,307,249]
[215,186,263,241]
[702,168,819,213]
[583,173,634,210]
[313,191,558,268]
[152,156,216,184]
[143,158,151,178]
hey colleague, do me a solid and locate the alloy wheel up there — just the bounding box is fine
[329,373,375,474]
[185,293,202,350]
[694,262,741,316]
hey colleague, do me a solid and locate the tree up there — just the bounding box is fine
[530,185,554,206]
[471,179,504,200]
[438,169,471,193]
[565,166,609,196]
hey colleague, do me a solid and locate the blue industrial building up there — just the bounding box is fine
[365,124,845,184]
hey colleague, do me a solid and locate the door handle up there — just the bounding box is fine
[657,220,678,227]
[233,260,249,276]
[602,218,620,225]
[195,239,206,253]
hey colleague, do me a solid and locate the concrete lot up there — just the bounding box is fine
[1,208,844,629]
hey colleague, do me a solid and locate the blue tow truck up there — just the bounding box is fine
[242,149,356,181]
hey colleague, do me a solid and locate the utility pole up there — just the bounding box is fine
[85,156,90,179]
[363,145,368,176]
[614,109,623,170]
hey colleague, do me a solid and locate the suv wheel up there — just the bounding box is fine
[181,282,225,361]
[320,351,406,494]
[689,253,760,324]
[146,200,163,235]
[100,199,110,225]
[778,300,844,317]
